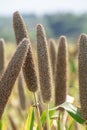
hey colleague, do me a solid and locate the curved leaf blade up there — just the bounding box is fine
[49,102,85,124]
[25,107,34,130]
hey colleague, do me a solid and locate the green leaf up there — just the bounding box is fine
[41,109,55,127]
[41,111,47,127]
[25,107,34,130]
[49,102,85,124]
[58,118,62,130]
[68,120,75,130]
[0,120,2,130]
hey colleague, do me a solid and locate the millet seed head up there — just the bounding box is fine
[78,33,87,120]
[0,39,6,75]
[23,44,38,92]
[13,11,29,44]
[37,24,52,103]
[0,38,29,119]
[48,38,56,76]
[55,36,68,106]
[13,11,38,93]
[18,72,26,110]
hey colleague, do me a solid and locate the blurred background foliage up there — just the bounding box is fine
[1,13,87,42]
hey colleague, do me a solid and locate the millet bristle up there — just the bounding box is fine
[78,34,87,120]
[0,39,6,75]
[13,11,29,44]
[48,38,56,75]
[18,72,26,110]
[37,24,52,103]
[13,11,38,92]
[0,38,29,119]
[55,36,68,106]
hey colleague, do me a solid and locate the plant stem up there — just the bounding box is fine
[57,112,61,130]
[0,120,2,130]
[61,111,66,130]
[46,103,50,130]
[85,125,87,130]
[33,92,43,130]
[57,111,66,130]
[34,92,37,105]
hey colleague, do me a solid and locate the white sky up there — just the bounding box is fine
[1,0,87,16]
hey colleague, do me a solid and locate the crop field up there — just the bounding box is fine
[0,11,87,130]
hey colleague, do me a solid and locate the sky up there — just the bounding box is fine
[1,0,87,16]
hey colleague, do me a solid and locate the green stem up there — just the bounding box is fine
[0,120,2,130]
[57,111,66,130]
[34,92,37,105]
[57,112,61,130]
[33,93,43,130]
[46,103,50,130]
[61,111,66,130]
[85,125,87,130]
